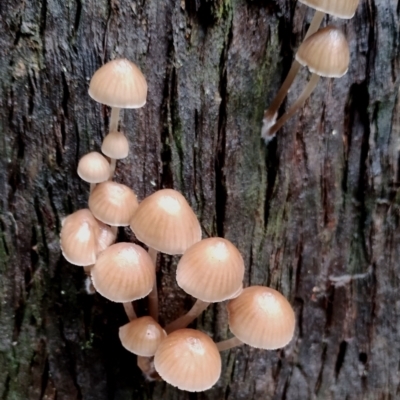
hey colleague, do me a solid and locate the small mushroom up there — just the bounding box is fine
[77,151,110,192]
[154,329,222,392]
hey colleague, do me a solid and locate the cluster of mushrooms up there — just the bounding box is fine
[261,0,359,140]
[59,58,296,391]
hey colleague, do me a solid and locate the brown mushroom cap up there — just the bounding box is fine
[227,286,295,350]
[154,329,221,392]
[101,131,129,160]
[130,189,202,255]
[77,152,110,183]
[295,26,350,78]
[97,222,117,253]
[88,58,147,108]
[91,243,155,302]
[89,181,139,226]
[298,0,359,19]
[176,237,244,302]
[119,316,166,357]
[60,209,99,266]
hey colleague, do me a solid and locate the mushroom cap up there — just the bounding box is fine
[77,152,110,183]
[130,189,202,255]
[295,26,350,78]
[154,329,221,392]
[298,0,359,19]
[88,58,147,108]
[91,243,155,302]
[89,181,139,226]
[227,286,296,350]
[97,222,118,253]
[176,237,244,302]
[119,316,166,357]
[101,131,129,159]
[60,209,99,266]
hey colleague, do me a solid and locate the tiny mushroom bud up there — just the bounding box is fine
[119,316,166,357]
[91,243,155,303]
[226,286,296,350]
[77,152,110,184]
[154,329,222,392]
[89,181,139,226]
[101,131,129,160]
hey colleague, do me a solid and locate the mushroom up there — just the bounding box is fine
[262,1,359,139]
[90,242,155,304]
[88,181,139,226]
[130,188,202,321]
[88,58,147,178]
[119,316,166,357]
[166,237,244,333]
[264,26,349,139]
[216,286,296,351]
[154,329,222,392]
[101,131,129,160]
[77,151,110,192]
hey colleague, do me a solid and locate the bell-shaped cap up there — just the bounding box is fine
[89,58,147,108]
[91,243,155,302]
[296,26,350,78]
[60,209,115,266]
[298,0,359,19]
[119,316,166,357]
[130,189,202,255]
[77,152,110,183]
[176,238,244,302]
[227,286,295,350]
[89,181,139,226]
[101,131,129,159]
[154,329,221,392]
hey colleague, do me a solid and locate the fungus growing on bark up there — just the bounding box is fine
[262,1,359,140]
[166,238,244,333]
[91,243,155,303]
[89,58,147,177]
[154,329,222,392]
[217,286,296,351]
[77,151,110,192]
[130,188,202,321]
[264,26,349,139]
[119,316,166,357]
[89,181,139,226]
[101,131,129,160]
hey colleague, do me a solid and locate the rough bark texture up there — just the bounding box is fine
[0,0,399,399]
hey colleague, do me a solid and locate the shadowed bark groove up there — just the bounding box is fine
[0,0,399,399]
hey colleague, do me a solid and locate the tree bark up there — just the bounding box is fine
[0,0,399,399]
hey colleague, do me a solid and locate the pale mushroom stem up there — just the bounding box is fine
[90,183,96,193]
[261,10,325,138]
[123,302,137,321]
[216,336,243,352]
[83,265,93,275]
[267,73,320,137]
[148,247,159,322]
[108,107,120,180]
[165,299,211,334]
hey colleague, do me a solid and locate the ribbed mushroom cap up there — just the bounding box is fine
[97,222,117,252]
[176,238,244,302]
[227,286,295,350]
[295,26,350,78]
[119,316,166,357]
[130,189,202,255]
[101,131,129,159]
[298,0,359,19]
[77,152,110,184]
[89,181,139,226]
[60,209,99,266]
[91,243,155,302]
[88,58,147,108]
[154,329,221,392]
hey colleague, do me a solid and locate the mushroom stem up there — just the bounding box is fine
[90,183,96,193]
[216,336,243,352]
[123,302,137,321]
[83,265,93,275]
[148,247,159,322]
[267,73,321,137]
[261,10,325,139]
[165,299,211,334]
[108,158,117,180]
[109,107,120,132]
